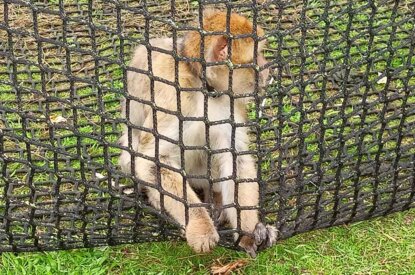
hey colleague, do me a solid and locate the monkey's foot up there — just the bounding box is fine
[186,218,219,253]
[239,223,277,258]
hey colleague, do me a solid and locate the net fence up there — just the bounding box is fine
[0,0,414,253]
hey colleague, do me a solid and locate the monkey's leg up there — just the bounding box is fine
[234,154,277,257]
[216,153,256,241]
[217,152,276,257]
[136,156,219,253]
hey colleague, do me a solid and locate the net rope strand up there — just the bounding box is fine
[0,0,414,252]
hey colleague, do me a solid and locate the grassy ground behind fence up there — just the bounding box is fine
[0,208,414,274]
[1,0,415,273]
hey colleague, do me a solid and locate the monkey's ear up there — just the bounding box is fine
[211,36,228,62]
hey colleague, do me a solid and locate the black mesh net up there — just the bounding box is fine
[0,0,414,253]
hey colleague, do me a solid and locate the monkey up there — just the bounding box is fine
[118,9,277,257]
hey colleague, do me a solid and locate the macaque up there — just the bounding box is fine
[118,9,276,257]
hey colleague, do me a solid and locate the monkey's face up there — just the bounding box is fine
[232,61,269,96]
[206,48,269,96]
[185,19,269,96]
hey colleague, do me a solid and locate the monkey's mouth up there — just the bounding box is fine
[204,80,227,98]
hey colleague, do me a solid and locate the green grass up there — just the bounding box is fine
[1,208,414,274]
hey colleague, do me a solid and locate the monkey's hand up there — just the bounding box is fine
[239,223,278,258]
[185,218,219,253]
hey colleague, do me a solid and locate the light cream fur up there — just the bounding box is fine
[118,12,271,254]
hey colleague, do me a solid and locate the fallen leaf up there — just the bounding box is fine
[123,188,134,195]
[377,72,387,84]
[211,259,249,275]
[110,180,134,195]
[95,172,105,179]
[50,115,67,124]
[403,214,414,225]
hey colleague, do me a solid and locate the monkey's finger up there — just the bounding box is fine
[213,209,226,226]
[245,244,258,258]
[265,225,277,247]
[253,223,268,246]
[238,236,258,258]
[256,225,277,251]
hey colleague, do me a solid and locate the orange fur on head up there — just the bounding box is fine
[182,10,265,66]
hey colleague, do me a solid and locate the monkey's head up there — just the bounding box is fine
[182,10,269,96]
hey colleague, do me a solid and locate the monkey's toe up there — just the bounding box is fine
[214,210,228,228]
[186,218,219,253]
